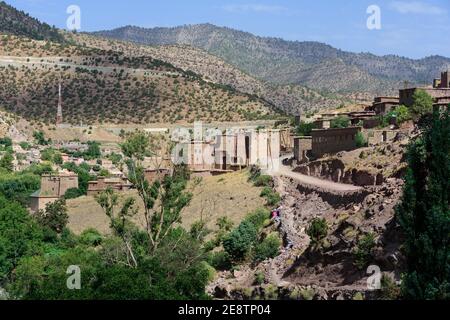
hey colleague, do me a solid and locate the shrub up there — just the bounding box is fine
[296,121,315,136]
[254,271,265,285]
[207,251,232,271]
[35,199,68,234]
[223,221,258,261]
[253,175,272,187]
[260,187,281,206]
[79,228,103,246]
[244,208,270,230]
[355,132,368,148]
[331,116,350,129]
[394,105,411,124]
[64,188,84,200]
[354,233,376,270]
[380,274,401,300]
[253,234,281,263]
[300,288,315,300]
[411,89,433,119]
[307,218,328,244]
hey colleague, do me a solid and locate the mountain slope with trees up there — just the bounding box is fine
[94,24,450,94]
[0,1,64,42]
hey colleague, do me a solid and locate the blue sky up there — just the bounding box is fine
[6,0,450,59]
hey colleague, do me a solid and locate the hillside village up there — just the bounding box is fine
[0,1,448,302]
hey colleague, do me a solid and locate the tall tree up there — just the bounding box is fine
[411,89,434,120]
[121,131,192,253]
[36,199,69,234]
[397,107,450,299]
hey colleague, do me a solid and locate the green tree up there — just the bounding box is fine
[296,121,315,136]
[411,89,434,120]
[353,233,376,270]
[223,220,258,261]
[33,131,49,146]
[0,152,14,172]
[121,131,192,253]
[394,105,411,124]
[84,141,101,160]
[331,116,350,129]
[0,196,43,281]
[307,218,328,244]
[36,199,69,234]
[355,132,368,148]
[396,108,450,299]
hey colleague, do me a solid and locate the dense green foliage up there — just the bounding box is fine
[397,108,450,299]
[296,121,315,136]
[253,233,281,263]
[355,132,368,148]
[62,162,95,195]
[33,131,50,146]
[331,116,350,129]
[307,218,328,244]
[411,90,434,120]
[0,152,13,172]
[0,170,40,205]
[223,220,258,261]
[0,196,43,281]
[353,233,376,270]
[35,199,69,234]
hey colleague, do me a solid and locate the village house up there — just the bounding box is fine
[30,170,79,212]
[399,71,450,107]
[368,97,400,115]
[86,176,133,196]
[175,129,281,175]
[311,127,362,158]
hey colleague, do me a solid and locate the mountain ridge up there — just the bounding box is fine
[94,23,450,94]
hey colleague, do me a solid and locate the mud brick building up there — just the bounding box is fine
[86,177,132,196]
[30,171,78,212]
[400,71,450,107]
[369,97,400,115]
[176,129,281,174]
[311,127,361,158]
[144,168,172,184]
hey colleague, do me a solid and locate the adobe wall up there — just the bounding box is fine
[294,136,312,164]
[41,175,78,197]
[311,127,361,158]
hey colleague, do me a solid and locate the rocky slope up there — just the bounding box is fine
[208,141,408,300]
[94,24,450,94]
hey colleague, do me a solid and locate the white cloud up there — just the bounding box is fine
[222,4,288,14]
[390,1,446,15]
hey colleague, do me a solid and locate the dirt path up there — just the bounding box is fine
[268,155,362,193]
